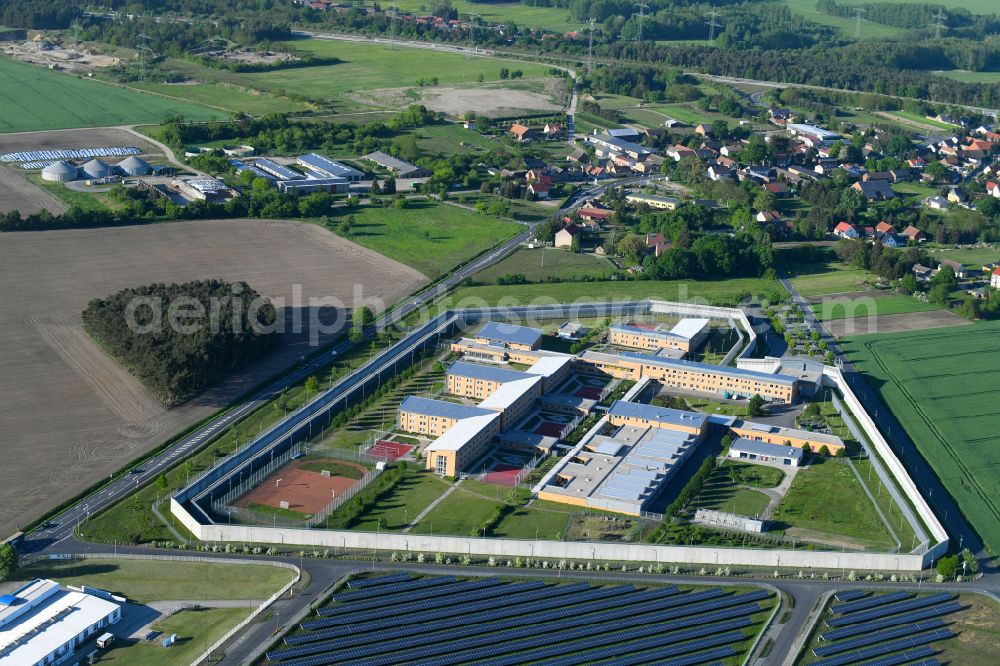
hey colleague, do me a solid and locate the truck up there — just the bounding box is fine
[96,633,115,649]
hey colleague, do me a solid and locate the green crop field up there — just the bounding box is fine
[474,247,618,283]
[0,58,224,133]
[446,277,786,309]
[242,39,555,104]
[781,0,903,37]
[885,110,958,131]
[788,262,872,297]
[812,294,943,321]
[130,81,311,116]
[328,200,521,278]
[935,70,1000,84]
[393,0,576,32]
[14,558,295,603]
[842,321,1000,554]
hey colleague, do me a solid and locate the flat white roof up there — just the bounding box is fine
[479,376,541,412]
[0,581,119,666]
[425,412,500,453]
[526,356,573,378]
[669,318,710,341]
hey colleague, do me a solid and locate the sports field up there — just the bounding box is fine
[0,58,224,133]
[842,321,1000,553]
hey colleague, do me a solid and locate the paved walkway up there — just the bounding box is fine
[753,466,798,521]
[402,479,461,533]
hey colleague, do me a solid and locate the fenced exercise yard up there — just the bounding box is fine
[234,458,368,516]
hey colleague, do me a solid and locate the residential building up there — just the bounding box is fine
[625,193,679,210]
[991,267,1000,289]
[833,221,860,239]
[554,222,580,248]
[608,319,709,354]
[509,123,533,142]
[852,180,896,201]
[398,396,496,436]
[901,225,927,243]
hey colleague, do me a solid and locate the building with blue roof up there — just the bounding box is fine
[297,153,364,181]
[607,400,708,434]
[729,438,804,467]
[473,321,543,350]
[397,396,495,437]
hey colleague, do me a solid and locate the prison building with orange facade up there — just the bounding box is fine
[608,318,709,354]
[578,350,798,404]
[472,321,543,351]
[729,419,846,454]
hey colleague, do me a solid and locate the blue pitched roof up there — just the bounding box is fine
[731,437,804,461]
[0,594,17,606]
[447,361,529,384]
[398,396,494,420]
[608,401,708,429]
[476,321,542,347]
[619,352,797,386]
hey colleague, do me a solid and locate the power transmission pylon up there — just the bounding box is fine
[467,14,477,58]
[587,18,595,75]
[388,6,401,50]
[930,8,947,39]
[852,6,867,40]
[706,9,722,43]
[137,32,152,82]
[635,2,648,43]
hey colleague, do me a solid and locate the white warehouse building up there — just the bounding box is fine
[0,579,122,666]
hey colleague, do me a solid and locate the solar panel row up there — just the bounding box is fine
[305,592,763,665]
[812,619,943,657]
[329,598,765,666]
[272,586,647,662]
[658,649,735,666]
[856,645,937,666]
[834,589,868,603]
[301,582,597,631]
[345,572,411,590]
[286,582,550,646]
[830,591,910,615]
[820,601,963,641]
[324,579,489,614]
[811,628,953,666]
[330,575,457,604]
[826,594,954,628]
[512,620,751,666]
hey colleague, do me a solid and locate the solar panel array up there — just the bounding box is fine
[266,574,772,666]
[808,590,960,666]
[833,589,868,603]
[0,147,140,163]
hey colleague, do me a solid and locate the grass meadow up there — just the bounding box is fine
[842,321,1000,554]
[130,80,311,116]
[474,246,618,283]
[98,607,249,666]
[329,200,522,278]
[811,294,943,321]
[0,58,223,133]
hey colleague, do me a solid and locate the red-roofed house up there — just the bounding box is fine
[992,267,1000,289]
[875,221,895,235]
[577,207,613,223]
[528,180,552,199]
[763,182,790,196]
[834,221,860,239]
[901,225,926,243]
[987,181,1000,198]
[509,123,533,142]
[645,232,668,257]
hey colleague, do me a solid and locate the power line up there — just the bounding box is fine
[635,2,649,43]
[388,6,401,50]
[706,9,722,43]
[852,5,868,40]
[137,31,152,82]
[587,18,595,75]
[467,13,477,58]
[930,8,947,40]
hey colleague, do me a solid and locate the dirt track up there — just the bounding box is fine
[827,309,971,337]
[0,219,426,537]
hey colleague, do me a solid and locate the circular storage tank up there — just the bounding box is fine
[41,160,78,182]
[117,155,151,176]
[82,158,113,180]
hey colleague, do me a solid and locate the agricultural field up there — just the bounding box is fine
[244,39,558,113]
[841,321,1000,554]
[446,277,786,309]
[884,110,958,131]
[473,246,618,283]
[788,261,872,298]
[0,219,425,539]
[327,200,522,278]
[0,164,68,215]
[781,0,904,38]
[0,57,224,133]
[811,293,942,321]
[392,0,576,32]
[129,80,312,116]
[934,70,1000,84]
[929,246,1000,269]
